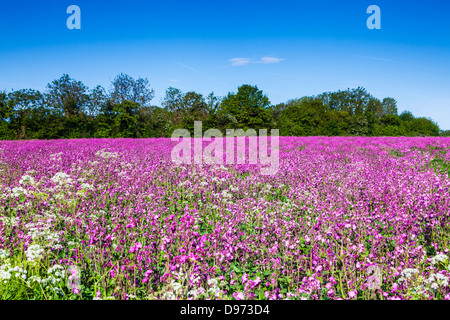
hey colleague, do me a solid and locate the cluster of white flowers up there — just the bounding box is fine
[10,266,27,280]
[80,183,94,190]
[0,249,9,260]
[19,174,35,186]
[27,269,66,293]
[426,273,449,289]
[27,223,50,239]
[41,276,60,287]
[54,193,66,200]
[0,216,19,227]
[27,224,60,249]
[210,204,219,211]
[50,152,63,160]
[96,149,119,160]
[221,190,233,199]
[211,177,226,184]
[431,254,449,266]
[207,277,226,298]
[51,172,73,185]
[0,263,12,282]
[76,183,95,197]
[178,180,191,188]
[26,275,42,285]
[0,263,27,283]
[46,231,59,243]
[25,244,45,262]
[170,280,183,296]
[398,268,420,283]
[47,265,65,279]
[10,186,29,198]
[187,287,205,299]
[229,185,239,192]
[162,291,177,300]
[120,162,133,169]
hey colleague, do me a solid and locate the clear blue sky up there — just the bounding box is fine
[1,0,449,129]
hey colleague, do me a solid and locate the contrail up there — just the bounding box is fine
[176,62,215,80]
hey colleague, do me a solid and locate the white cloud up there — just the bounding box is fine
[258,57,285,64]
[229,58,252,66]
[229,56,284,66]
[169,79,180,83]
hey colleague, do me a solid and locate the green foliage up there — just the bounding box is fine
[429,158,450,177]
[221,85,272,131]
[0,76,442,140]
[441,130,450,137]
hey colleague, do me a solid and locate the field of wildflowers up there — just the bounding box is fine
[1,136,450,300]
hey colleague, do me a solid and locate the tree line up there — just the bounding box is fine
[0,73,444,140]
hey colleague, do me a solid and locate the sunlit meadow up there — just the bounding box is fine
[1,136,450,300]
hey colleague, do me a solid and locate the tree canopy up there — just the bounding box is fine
[0,75,444,140]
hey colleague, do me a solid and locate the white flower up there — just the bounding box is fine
[11,186,29,198]
[8,266,27,280]
[0,216,19,227]
[221,190,232,199]
[42,276,59,287]
[398,268,419,283]
[50,152,63,160]
[25,244,45,262]
[0,263,12,281]
[27,276,42,285]
[426,273,449,288]
[431,254,449,266]
[19,175,35,186]
[171,280,183,294]
[48,265,65,279]
[51,172,73,185]
[96,149,119,160]
[80,183,94,190]
[0,249,9,260]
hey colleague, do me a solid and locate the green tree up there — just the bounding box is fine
[220,84,272,130]
[46,74,89,118]
[109,73,155,107]
[382,98,398,116]
[8,89,44,139]
[399,110,414,122]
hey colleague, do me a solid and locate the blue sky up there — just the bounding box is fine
[1,0,449,129]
